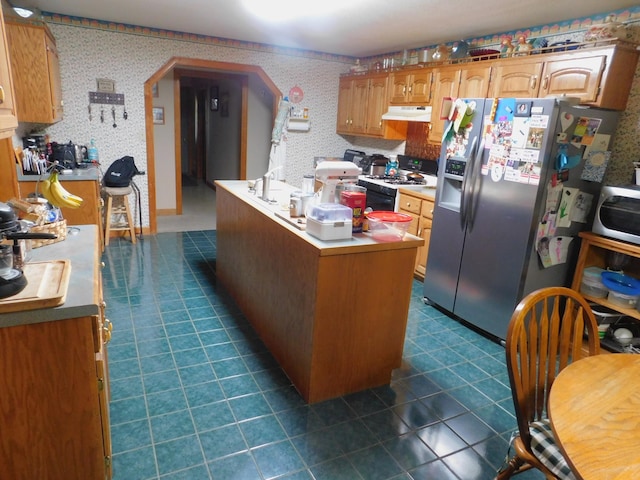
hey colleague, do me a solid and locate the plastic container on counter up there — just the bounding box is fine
[306,203,352,241]
[366,211,413,242]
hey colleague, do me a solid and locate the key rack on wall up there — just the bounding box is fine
[89,92,125,105]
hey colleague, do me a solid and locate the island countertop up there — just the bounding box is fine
[0,225,101,328]
[215,180,423,403]
[215,180,424,254]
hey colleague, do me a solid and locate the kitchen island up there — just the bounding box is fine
[215,180,424,403]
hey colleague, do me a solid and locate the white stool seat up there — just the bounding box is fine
[102,185,136,246]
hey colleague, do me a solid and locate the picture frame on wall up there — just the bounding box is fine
[152,107,164,125]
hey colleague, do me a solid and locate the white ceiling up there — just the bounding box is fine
[20,0,640,57]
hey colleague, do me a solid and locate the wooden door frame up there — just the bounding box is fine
[144,57,281,234]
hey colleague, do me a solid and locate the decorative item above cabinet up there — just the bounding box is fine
[5,18,63,124]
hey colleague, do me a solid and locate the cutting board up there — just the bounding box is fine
[274,210,307,230]
[0,260,71,313]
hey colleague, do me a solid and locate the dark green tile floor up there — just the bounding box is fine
[103,231,544,480]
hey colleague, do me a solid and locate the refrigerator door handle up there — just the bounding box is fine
[459,136,478,229]
[467,137,485,232]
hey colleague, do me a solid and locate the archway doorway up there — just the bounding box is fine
[144,57,281,234]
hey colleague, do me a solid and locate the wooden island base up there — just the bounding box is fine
[215,181,423,403]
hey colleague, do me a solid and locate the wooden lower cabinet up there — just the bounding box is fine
[0,314,111,479]
[18,178,101,227]
[398,189,435,280]
[0,226,111,479]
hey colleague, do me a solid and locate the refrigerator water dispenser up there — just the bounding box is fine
[439,157,467,212]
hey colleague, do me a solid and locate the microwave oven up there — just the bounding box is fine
[592,185,640,245]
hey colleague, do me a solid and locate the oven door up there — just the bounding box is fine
[365,189,395,211]
[356,180,396,211]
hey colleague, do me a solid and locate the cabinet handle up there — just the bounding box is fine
[402,86,406,95]
[542,75,549,91]
[0,86,4,105]
[103,318,113,343]
[378,121,382,127]
[530,76,537,90]
[408,85,413,94]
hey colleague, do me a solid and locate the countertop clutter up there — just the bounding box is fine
[0,225,101,327]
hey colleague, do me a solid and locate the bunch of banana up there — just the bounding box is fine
[40,171,84,209]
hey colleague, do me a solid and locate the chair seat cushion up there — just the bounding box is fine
[529,419,577,480]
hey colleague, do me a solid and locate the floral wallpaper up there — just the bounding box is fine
[16,6,640,228]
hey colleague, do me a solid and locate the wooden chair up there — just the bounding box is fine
[496,287,600,480]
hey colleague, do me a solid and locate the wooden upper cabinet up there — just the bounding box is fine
[336,76,354,134]
[0,9,17,140]
[389,69,433,104]
[5,19,63,124]
[458,64,492,98]
[538,46,636,110]
[336,73,406,139]
[350,77,369,134]
[492,58,544,98]
[491,44,638,110]
[428,66,461,144]
[365,73,389,136]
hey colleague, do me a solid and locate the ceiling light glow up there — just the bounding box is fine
[13,6,34,18]
[242,0,362,22]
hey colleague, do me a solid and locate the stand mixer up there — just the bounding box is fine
[314,161,361,203]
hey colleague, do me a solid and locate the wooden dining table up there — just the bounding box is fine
[548,353,640,480]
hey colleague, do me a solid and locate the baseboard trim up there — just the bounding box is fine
[157,208,177,216]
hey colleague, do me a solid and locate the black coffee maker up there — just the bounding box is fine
[51,141,84,169]
[0,202,57,299]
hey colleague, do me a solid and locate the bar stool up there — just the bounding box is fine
[102,185,136,246]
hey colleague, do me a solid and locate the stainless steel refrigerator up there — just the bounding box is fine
[423,98,620,341]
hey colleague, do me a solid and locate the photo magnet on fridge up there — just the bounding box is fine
[514,101,531,117]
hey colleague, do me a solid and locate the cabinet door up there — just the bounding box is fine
[415,199,434,279]
[0,317,108,479]
[428,67,461,144]
[459,65,492,98]
[336,77,353,134]
[45,31,63,122]
[492,60,543,98]
[365,74,388,136]
[0,9,17,140]
[539,55,606,103]
[350,77,369,134]
[415,216,432,278]
[408,70,433,104]
[389,72,410,104]
[5,21,60,124]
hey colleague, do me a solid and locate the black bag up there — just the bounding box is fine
[103,156,140,187]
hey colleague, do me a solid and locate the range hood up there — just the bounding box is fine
[382,105,432,122]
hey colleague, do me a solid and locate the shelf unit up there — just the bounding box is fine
[572,231,640,323]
